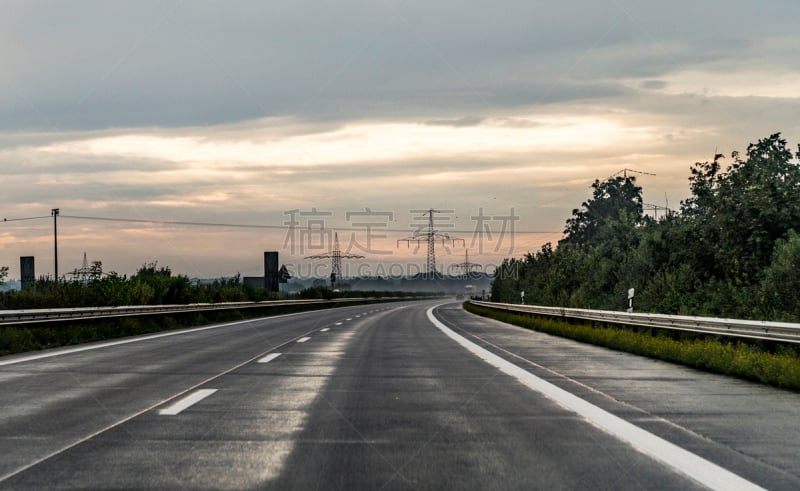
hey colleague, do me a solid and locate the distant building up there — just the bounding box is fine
[20,256,35,290]
[265,252,279,292]
[243,276,265,289]
[242,252,281,292]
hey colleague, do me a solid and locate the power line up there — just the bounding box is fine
[1,213,562,234]
[2,216,51,222]
[62,215,287,230]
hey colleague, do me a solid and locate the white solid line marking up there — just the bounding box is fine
[427,306,763,491]
[159,389,218,416]
[320,328,330,332]
[297,337,311,343]
[258,353,282,364]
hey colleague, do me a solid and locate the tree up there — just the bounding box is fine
[681,133,800,284]
[130,262,192,304]
[491,258,524,303]
[562,175,644,247]
[89,261,103,282]
[490,134,800,320]
[759,230,800,321]
[92,272,130,306]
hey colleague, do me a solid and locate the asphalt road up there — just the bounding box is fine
[1,300,798,490]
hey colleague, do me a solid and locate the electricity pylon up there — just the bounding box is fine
[643,202,673,220]
[452,249,480,278]
[305,232,364,288]
[398,208,464,279]
[610,168,656,179]
[69,252,90,284]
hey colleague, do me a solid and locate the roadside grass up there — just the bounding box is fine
[464,302,800,391]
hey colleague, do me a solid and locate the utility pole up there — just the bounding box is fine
[51,208,59,281]
[398,209,464,279]
[304,232,364,289]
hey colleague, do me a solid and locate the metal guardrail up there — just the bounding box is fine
[469,300,800,344]
[0,298,387,326]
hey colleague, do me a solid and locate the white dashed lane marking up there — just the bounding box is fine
[257,353,282,364]
[159,389,218,416]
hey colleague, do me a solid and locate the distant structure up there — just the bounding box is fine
[243,276,264,289]
[243,255,291,292]
[643,202,673,220]
[278,265,292,284]
[264,252,279,292]
[69,252,90,284]
[305,232,364,288]
[20,256,35,290]
[452,250,480,278]
[609,168,656,180]
[398,209,464,278]
[52,208,59,280]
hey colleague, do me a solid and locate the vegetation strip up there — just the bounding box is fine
[0,298,410,357]
[490,134,800,322]
[464,303,800,391]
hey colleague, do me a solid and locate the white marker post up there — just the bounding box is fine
[627,288,635,313]
[520,290,525,305]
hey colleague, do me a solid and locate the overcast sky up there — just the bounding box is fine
[1,1,799,279]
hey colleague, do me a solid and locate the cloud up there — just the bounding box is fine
[2,1,800,276]
[424,117,485,127]
[640,80,667,90]
[33,113,667,167]
[658,68,800,99]
[2,1,797,131]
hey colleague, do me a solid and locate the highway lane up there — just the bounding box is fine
[434,303,800,489]
[268,303,702,490]
[1,300,797,489]
[0,303,400,486]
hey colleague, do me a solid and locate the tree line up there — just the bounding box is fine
[0,261,433,309]
[0,263,270,309]
[491,133,800,321]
